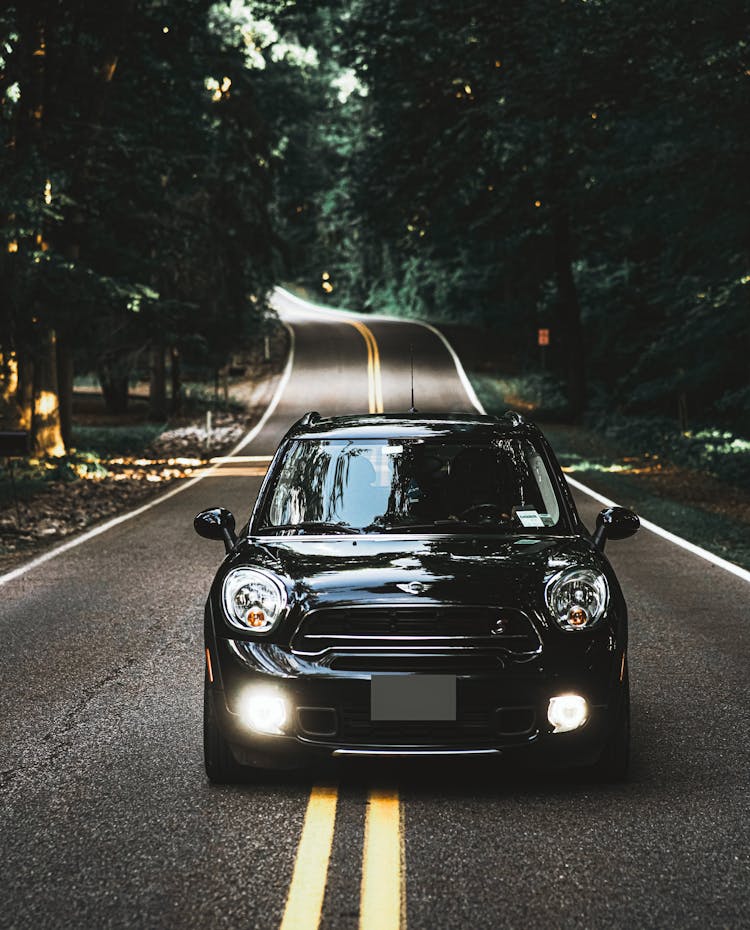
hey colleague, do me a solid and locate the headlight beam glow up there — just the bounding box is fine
[238,689,289,735]
[548,694,588,733]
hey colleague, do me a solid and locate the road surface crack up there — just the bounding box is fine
[1,655,140,795]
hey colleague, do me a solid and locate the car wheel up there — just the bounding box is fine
[588,665,630,783]
[203,674,250,785]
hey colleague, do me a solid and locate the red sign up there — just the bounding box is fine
[538,328,550,347]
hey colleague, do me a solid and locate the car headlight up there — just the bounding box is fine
[545,567,609,631]
[221,568,287,633]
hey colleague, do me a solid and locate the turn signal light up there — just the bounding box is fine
[568,606,589,627]
[247,610,266,627]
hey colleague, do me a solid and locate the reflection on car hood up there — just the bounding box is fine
[233,535,600,607]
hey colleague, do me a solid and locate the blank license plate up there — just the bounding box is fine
[370,675,456,721]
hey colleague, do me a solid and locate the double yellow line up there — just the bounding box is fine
[349,320,384,414]
[280,316,401,929]
[280,786,405,930]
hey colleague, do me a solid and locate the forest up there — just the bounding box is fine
[1,0,748,455]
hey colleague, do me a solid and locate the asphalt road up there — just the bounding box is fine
[2,288,749,929]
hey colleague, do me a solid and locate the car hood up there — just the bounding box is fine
[231,534,600,609]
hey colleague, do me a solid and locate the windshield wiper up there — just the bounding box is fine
[259,521,358,535]
[369,520,512,533]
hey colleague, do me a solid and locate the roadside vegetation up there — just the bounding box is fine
[1,2,747,569]
[266,1,749,436]
[473,373,750,571]
[272,0,750,564]
[0,333,287,573]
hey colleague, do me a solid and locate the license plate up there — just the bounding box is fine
[370,675,456,721]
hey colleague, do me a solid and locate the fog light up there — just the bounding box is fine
[548,694,588,733]
[238,690,288,735]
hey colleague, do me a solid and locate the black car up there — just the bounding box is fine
[195,412,639,783]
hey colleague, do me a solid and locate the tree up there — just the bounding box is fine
[0,0,282,446]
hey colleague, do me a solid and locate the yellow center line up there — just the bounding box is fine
[350,320,375,413]
[280,784,339,930]
[360,788,405,930]
[349,320,384,414]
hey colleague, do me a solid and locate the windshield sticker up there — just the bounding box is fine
[516,510,544,528]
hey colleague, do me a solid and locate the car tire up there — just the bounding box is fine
[588,664,630,783]
[203,674,250,785]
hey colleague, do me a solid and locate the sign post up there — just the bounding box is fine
[538,328,550,371]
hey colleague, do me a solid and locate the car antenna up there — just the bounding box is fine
[409,343,418,413]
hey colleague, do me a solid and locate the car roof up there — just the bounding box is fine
[287,411,541,442]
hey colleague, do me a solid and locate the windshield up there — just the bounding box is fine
[257,438,564,534]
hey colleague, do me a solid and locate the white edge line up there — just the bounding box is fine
[414,319,486,415]
[273,286,486,414]
[276,286,750,583]
[10,287,743,587]
[565,474,750,584]
[0,325,296,588]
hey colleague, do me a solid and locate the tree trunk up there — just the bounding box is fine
[0,352,20,425]
[553,209,587,419]
[32,329,65,456]
[16,353,34,430]
[56,337,74,450]
[149,344,167,420]
[98,365,129,415]
[169,346,181,415]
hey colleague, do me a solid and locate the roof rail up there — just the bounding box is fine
[282,411,322,442]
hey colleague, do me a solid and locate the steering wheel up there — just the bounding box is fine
[458,503,510,523]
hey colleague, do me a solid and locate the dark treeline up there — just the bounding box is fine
[273,1,750,427]
[0,0,290,452]
[1,1,749,453]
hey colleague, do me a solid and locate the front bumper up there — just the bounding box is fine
[206,634,625,771]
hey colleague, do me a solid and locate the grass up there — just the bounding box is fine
[470,370,750,572]
[470,372,569,420]
[180,385,246,416]
[0,452,108,508]
[71,423,166,456]
[0,423,166,510]
[543,425,750,571]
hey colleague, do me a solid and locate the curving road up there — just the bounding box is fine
[1,288,749,929]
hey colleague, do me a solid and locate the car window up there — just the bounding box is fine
[259,438,565,533]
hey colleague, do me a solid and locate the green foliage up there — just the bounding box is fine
[0,0,282,391]
[71,424,165,457]
[472,372,569,420]
[2,1,747,431]
[269,0,750,427]
[180,383,246,415]
[588,415,750,488]
[0,452,107,508]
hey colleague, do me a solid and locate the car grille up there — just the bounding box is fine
[296,704,537,746]
[340,706,495,745]
[291,605,541,660]
[327,654,503,673]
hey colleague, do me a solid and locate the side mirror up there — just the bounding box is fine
[592,507,639,551]
[194,507,237,553]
